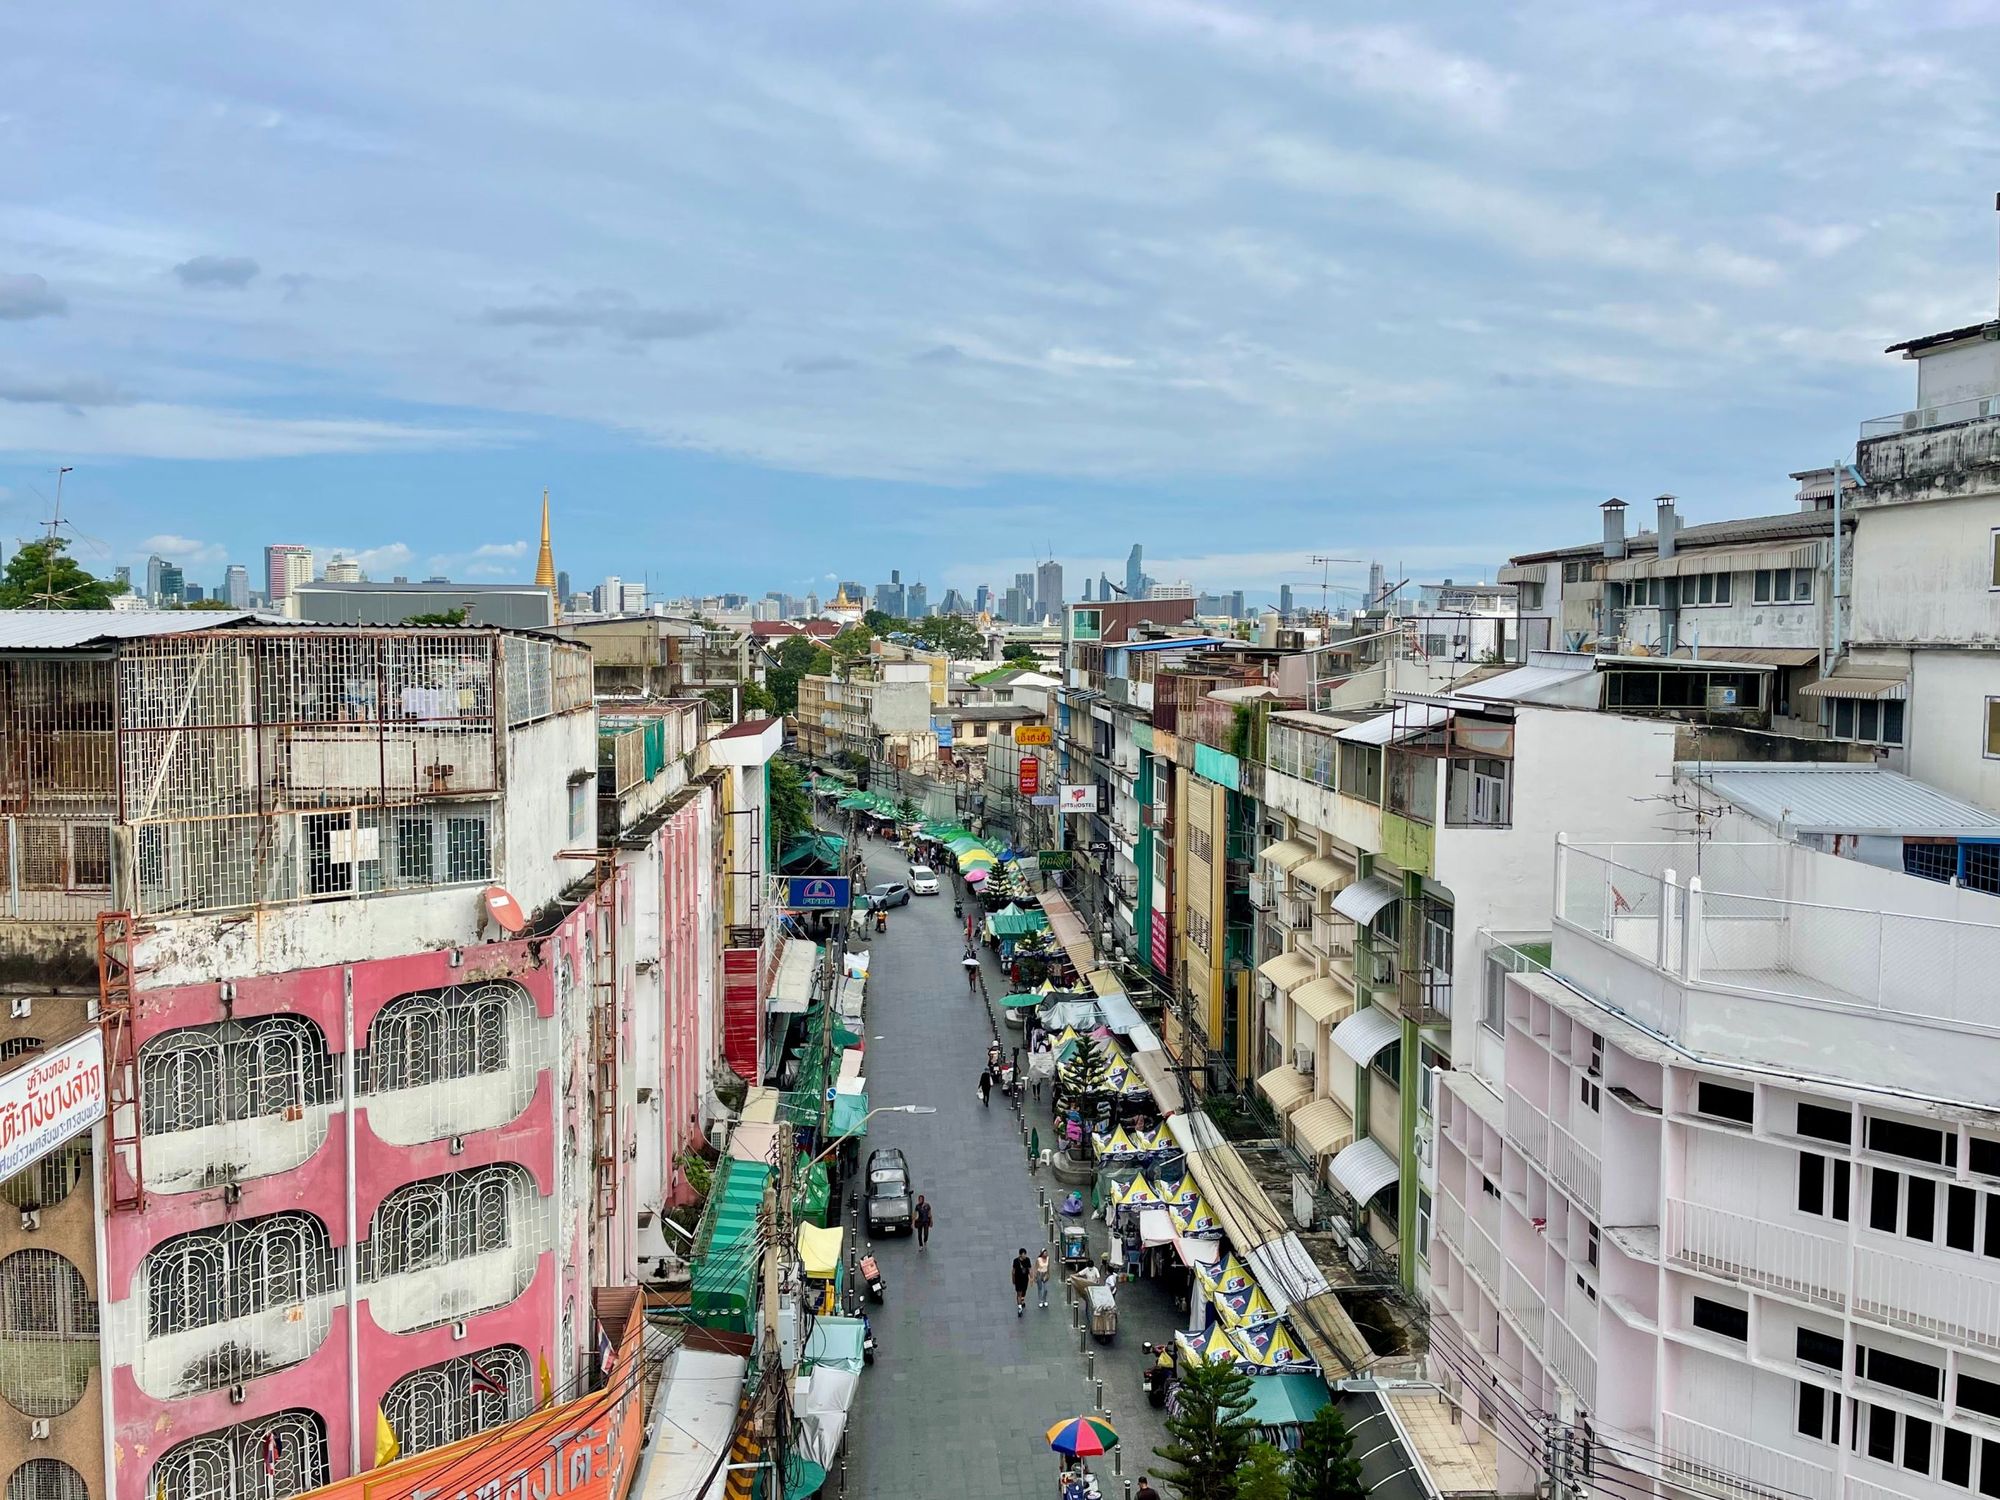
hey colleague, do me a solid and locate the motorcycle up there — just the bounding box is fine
[861,1314,878,1366]
[1141,1342,1174,1408]
[860,1253,886,1303]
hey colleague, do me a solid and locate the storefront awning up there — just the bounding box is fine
[1258,951,1315,993]
[1331,875,1401,926]
[1257,1065,1312,1116]
[798,1223,844,1278]
[1290,1097,1355,1160]
[1290,977,1353,1029]
[1259,838,1314,873]
[768,938,818,1015]
[1331,1006,1402,1067]
[1242,1233,1333,1311]
[1328,1137,1400,1205]
[1038,890,1097,972]
[1797,664,1910,701]
[640,1348,748,1500]
[1129,1048,1185,1114]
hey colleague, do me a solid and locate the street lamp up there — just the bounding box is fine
[802,1104,935,1170]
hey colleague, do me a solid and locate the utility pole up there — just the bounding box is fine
[40,466,74,607]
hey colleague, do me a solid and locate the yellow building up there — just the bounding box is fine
[1172,767,1231,1074]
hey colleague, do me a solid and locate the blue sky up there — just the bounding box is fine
[2,2,1996,604]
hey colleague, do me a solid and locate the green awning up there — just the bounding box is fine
[833,1021,863,1049]
[1002,992,1044,1010]
[689,1158,772,1333]
[987,905,1049,938]
[794,1161,831,1226]
[782,1457,828,1500]
[1244,1372,1332,1428]
[829,1091,870,1138]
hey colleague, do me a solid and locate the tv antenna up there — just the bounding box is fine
[1309,556,1362,620]
[36,467,75,608]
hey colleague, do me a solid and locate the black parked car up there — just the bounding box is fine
[868,882,912,909]
[865,1148,914,1236]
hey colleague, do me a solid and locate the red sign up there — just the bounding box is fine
[1150,910,1170,973]
[1018,758,1040,795]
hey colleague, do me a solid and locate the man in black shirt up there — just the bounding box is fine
[1010,1247,1032,1317]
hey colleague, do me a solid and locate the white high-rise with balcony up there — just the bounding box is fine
[1428,773,2000,1500]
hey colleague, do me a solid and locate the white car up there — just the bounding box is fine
[908,865,940,895]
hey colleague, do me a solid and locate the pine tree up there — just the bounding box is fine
[1234,1443,1290,1500]
[1056,1030,1110,1157]
[1290,1405,1367,1500]
[1153,1355,1256,1500]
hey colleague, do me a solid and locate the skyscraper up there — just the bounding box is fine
[557,570,571,603]
[1013,571,1035,617]
[156,562,184,604]
[974,584,991,615]
[324,555,363,583]
[1124,544,1143,601]
[1099,571,1115,600]
[1035,560,1063,621]
[1082,578,1093,602]
[598,575,623,613]
[145,555,168,604]
[906,581,927,617]
[1001,586,1025,625]
[875,569,905,619]
[224,565,250,608]
[1278,583,1293,618]
[264,544,313,604]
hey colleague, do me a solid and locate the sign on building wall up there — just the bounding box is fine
[1013,725,1053,746]
[1150,910,1169,972]
[1058,783,1097,813]
[1018,759,1040,795]
[785,876,853,910]
[0,1029,105,1183]
[1038,850,1072,871]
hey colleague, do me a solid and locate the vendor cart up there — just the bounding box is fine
[1086,1282,1117,1344]
[1060,1223,1090,1271]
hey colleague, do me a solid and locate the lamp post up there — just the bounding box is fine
[802,1104,936,1172]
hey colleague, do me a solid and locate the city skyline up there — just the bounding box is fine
[5,6,1988,591]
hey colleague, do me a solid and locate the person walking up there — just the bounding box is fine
[1034,1248,1051,1308]
[977,1068,992,1108]
[1135,1479,1160,1500]
[1011,1248,1033,1317]
[913,1194,933,1250]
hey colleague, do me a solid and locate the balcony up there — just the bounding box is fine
[1505,1094,1548,1162]
[136,1290,339,1400]
[1659,1412,1834,1500]
[1540,1303,1596,1408]
[1665,1198,2000,1356]
[1858,392,2000,439]
[1546,1120,1600,1214]
[368,1240,539,1334]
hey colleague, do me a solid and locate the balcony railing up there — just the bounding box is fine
[1546,1119,1601,1213]
[1854,1242,2000,1354]
[1540,1304,1597,1408]
[1463,1213,1503,1293]
[1665,1199,1843,1308]
[1659,1412,1834,1500]
[1502,1261,1544,1331]
[1859,392,2000,439]
[1505,1094,1548,1162]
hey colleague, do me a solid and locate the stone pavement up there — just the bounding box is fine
[839,837,1177,1500]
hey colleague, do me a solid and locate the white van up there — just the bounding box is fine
[908,864,940,895]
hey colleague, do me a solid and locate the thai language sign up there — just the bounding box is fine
[0,1029,104,1182]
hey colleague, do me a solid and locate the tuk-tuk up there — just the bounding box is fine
[1061,1223,1090,1270]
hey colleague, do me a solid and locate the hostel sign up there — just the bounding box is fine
[785,876,853,910]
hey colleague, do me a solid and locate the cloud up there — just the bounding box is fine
[471,540,528,559]
[0,402,495,461]
[136,533,228,566]
[0,273,66,320]
[173,255,261,290]
[313,542,416,576]
[482,290,736,343]
[0,374,133,407]
[784,354,859,375]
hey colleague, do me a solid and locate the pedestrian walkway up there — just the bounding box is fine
[840,839,1170,1500]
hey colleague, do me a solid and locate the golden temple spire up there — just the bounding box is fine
[533,488,557,591]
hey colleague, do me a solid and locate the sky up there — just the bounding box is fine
[3,2,1998,605]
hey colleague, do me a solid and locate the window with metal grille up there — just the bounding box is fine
[0,1248,99,1416]
[1966,843,2000,897]
[1905,842,1960,886]
[7,1460,88,1500]
[150,1410,329,1500]
[381,1347,533,1459]
[0,1037,43,1060]
[0,1137,88,1211]
[445,816,490,883]
[142,1214,337,1339]
[140,1017,336,1137]
[367,1164,529,1281]
[365,983,522,1093]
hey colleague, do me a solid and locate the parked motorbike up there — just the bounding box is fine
[1141,1342,1174,1408]
[860,1253,886,1303]
[862,1315,878,1366]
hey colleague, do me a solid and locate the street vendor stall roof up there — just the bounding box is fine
[1038,889,1097,972]
[829,1091,870,1138]
[1128,1048,1184,1114]
[798,1222,844,1278]
[637,1348,749,1500]
[769,938,819,1015]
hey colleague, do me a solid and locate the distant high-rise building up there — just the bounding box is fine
[324,555,364,583]
[1229,590,1244,619]
[145,555,172,604]
[1366,561,1387,610]
[1278,583,1293,618]
[1099,571,1116,600]
[1001,586,1025,625]
[838,581,865,606]
[939,588,970,615]
[114,565,132,592]
[156,562,184,605]
[805,591,820,616]
[1035,560,1063,621]
[1082,578,1093,602]
[1125,544,1144,601]
[224,565,250,608]
[974,584,991,616]
[875,569,905,619]
[265,544,313,604]
[597,574,623,613]
[1146,581,1194,601]
[906,581,928,618]
[557,570,571,603]
[1013,572,1035,619]
[619,583,648,614]
[184,584,205,603]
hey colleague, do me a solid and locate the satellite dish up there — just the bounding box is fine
[483,885,527,934]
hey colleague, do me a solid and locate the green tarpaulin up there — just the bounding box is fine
[1002,992,1044,1009]
[829,1091,870,1138]
[782,1457,828,1500]
[794,1161,831,1226]
[1244,1373,1332,1428]
[689,1157,771,1333]
[987,905,1049,938]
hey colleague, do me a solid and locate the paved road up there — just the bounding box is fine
[839,836,1179,1500]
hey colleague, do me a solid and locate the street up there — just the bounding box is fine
[839,836,1179,1500]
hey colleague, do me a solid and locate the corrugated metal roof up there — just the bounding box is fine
[1117,636,1228,653]
[1335,703,1451,745]
[0,609,275,649]
[1456,663,1594,702]
[1682,762,2000,838]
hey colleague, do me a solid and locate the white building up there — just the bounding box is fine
[1428,763,2000,1500]
[1846,316,2000,813]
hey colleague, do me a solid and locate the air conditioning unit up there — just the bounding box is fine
[8,998,29,1019]
[1346,1238,1369,1270]
[1415,1135,1432,1167]
[449,1135,466,1155]
[1330,1214,1353,1245]
[222,1182,241,1206]
[28,1418,50,1441]
[228,1384,247,1405]
[19,1209,39,1232]
[1292,1046,1315,1076]
[452,1321,468,1341]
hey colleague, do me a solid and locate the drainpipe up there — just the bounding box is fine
[93,1118,116,1499]
[343,966,361,1473]
[1830,460,1844,663]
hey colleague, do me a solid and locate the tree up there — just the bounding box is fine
[1056,1030,1111,1158]
[767,636,831,715]
[863,608,903,636]
[894,793,921,826]
[740,680,777,715]
[401,606,471,625]
[0,536,127,610]
[172,598,240,611]
[1289,1406,1367,1500]
[1153,1355,1257,1500]
[913,613,984,659]
[1002,640,1039,665]
[1234,1443,1290,1500]
[829,624,873,675]
[768,757,813,846]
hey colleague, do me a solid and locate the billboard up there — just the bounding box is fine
[785,876,853,910]
[1018,759,1040,795]
[1013,725,1053,746]
[0,1029,105,1183]
[1058,784,1097,814]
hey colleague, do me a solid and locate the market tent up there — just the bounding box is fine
[1113,1173,1163,1207]
[1138,1207,1176,1246]
[1171,1196,1222,1238]
[1002,991,1045,1010]
[798,1223,844,1279]
[690,1159,770,1333]
[987,905,1050,938]
[794,1162,831,1226]
[1197,1255,1256,1298]
[829,1091,870,1138]
[1244,1372,1332,1429]
[803,1315,867,1374]
[1216,1285,1283,1330]
[729,1122,780,1162]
